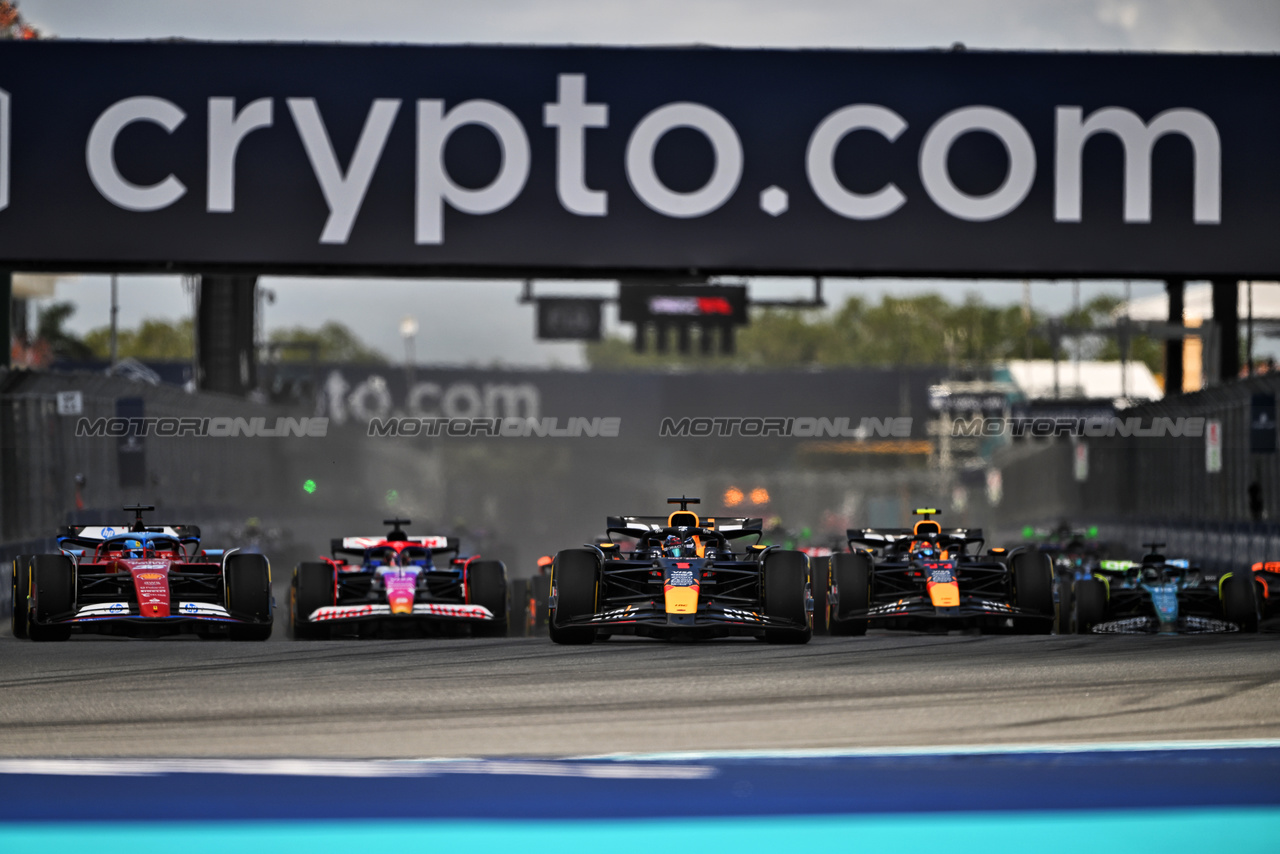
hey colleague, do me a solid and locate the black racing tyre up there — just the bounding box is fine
[1056,571,1074,635]
[510,578,529,637]
[548,549,598,645]
[763,550,812,644]
[1222,573,1259,633]
[11,555,32,639]
[292,562,334,640]
[468,560,509,637]
[829,552,871,637]
[1012,551,1054,634]
[809,556,830,636]
[530,574,551,636]
[29,554,74,642]
[226,553,273,641]
[1074,579,1108,634]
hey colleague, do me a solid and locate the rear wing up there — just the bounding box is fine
[605,515,763,540]
[1096,558,1197,572]
[329,535,460,558]
[847,527,985,550]
[57,524,202,549]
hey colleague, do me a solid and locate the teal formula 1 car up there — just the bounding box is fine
[1072,544,1257,633]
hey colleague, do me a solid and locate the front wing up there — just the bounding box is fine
[1089,588,1237,633]
[557,601,799,636]
[847,595,1051,624]
[50,601,262,626]
[307,603,495,623]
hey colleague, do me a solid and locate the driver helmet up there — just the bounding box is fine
[664,534,684,557]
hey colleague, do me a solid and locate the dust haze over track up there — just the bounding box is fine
[1,632,1277,758]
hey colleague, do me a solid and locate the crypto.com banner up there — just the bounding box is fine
[0,42,1276,277]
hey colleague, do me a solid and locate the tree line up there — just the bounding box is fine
[587,292,1164,376]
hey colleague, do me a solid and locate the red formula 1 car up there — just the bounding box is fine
[288,518,508,639]
[11,505,273,641]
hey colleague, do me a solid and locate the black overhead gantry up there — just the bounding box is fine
[0,43,1275,389]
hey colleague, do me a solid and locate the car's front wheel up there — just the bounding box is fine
[1011,551,1054,634]
[548,550,598,645]
[1222,573,1259,632]
[11,555,32,639]
[29,554,74,642]
[829,552,871,637]
[763,550,812,644]
[292,562,334,640]
[1074,579,1108,633]
[469,560,509,637]
[226,554,272,641]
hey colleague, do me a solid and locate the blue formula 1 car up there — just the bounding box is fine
[1072,544,1258,633]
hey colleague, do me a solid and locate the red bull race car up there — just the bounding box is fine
[289,519,508,639]
[828,509,1055,635]
[10,505,273,641]
[548,497,812,644]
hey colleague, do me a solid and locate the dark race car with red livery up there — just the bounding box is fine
[288,518,508,639]
[10,505,273,641]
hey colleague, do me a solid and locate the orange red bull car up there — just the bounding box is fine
[829,509,1055,635]
[548,497,812,644]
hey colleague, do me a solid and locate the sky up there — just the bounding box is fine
[17,0,1280,366]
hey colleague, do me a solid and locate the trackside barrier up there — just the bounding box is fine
[994,373,1280,550]
[0,370,296,545]
[1010,518,1280,577]
[1100,519,1280,575]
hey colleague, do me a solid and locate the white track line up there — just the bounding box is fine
[0,758,713,779]
[581,738,1280,762]
[4,739,1277,777]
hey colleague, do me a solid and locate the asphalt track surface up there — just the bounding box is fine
[1,630,1278,758]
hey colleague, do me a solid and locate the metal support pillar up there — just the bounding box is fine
[0,270,9,370]
[1211,279,1239,383]
[1165,279,1184,395]
[196,274,258,396]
